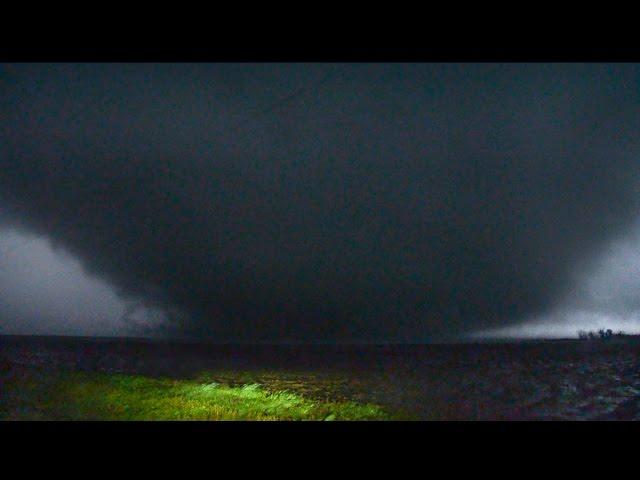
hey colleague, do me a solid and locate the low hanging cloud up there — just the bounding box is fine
[0,226,174,336]
[474,221,640,338]
[0,227,125,336]
[2,63,640,342]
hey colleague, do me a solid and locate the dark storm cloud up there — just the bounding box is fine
[2,63,640,342]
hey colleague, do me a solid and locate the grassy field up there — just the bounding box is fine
[6,337,640,420]
[0,369,392,420]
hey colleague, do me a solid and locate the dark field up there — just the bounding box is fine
[2,335,640,420]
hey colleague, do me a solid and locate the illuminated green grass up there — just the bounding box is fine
[1,371,391,420]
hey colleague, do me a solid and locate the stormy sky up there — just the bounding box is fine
[2,63,640,342]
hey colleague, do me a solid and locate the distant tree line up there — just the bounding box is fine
[577,329,626,340]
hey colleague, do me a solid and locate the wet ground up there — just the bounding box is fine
[2,335,640,420]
